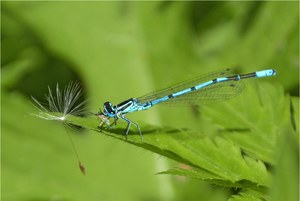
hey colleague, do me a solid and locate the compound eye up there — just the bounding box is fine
[104,102,111,107]
[104,102,114,114]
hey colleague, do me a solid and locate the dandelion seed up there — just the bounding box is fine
[31,81,88,175]
[31,81,88,122]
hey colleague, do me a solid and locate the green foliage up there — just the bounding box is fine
[229,190,265,201]
[2,1,298,201]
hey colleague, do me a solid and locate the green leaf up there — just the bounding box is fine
[199,82,295,164]
[67,114,271,188]
[229,190,266,201]
[158,168,267,192]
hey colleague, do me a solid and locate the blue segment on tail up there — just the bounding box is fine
[255,69,277,77]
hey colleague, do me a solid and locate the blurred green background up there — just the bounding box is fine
[2,1,299,201]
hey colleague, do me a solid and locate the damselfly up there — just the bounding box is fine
[97,68,277,140]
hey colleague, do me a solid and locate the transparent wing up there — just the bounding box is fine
[137,68,244,106]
